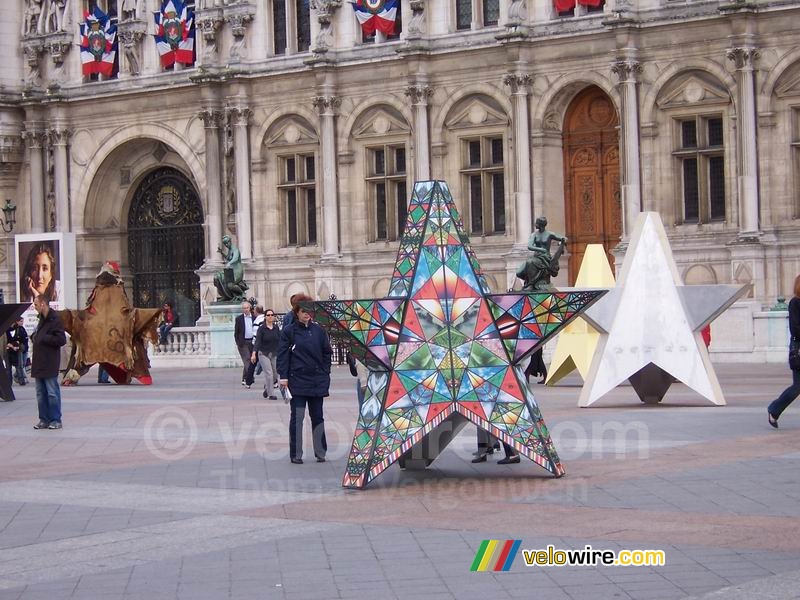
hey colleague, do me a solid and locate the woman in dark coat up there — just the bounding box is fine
[277,295,332,464]
[768,275,800,428]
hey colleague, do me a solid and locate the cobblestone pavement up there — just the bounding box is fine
[0,363,798,600]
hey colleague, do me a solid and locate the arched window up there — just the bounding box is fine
[656,71,732,224]
[444,95,510,237]
[263,117,320,247]
[351,106,412,243]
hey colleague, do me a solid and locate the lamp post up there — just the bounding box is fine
[0,199,16,233]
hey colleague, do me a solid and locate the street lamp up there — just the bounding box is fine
[0,199,15,233]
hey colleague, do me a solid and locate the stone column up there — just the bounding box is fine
[611,59,643,240]
[312,95,341,259]
[200,108,225,260]
[229,107,253,260]
[727,46,760,238]
[23,128,46,232]
[404,83,432,181]
[503,72,533,248]
[48,127,71,232]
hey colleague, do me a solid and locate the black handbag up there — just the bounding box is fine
[790,338,800,371]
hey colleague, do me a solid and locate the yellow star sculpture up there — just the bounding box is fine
[545,244,615,385]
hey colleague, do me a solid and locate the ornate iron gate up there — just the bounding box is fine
[128,167,205,326]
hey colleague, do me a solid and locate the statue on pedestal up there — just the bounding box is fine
[213,235,248,301]
[516,217,567,291]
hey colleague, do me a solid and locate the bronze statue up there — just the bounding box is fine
[516,217,567,291]
[213,235,249,302]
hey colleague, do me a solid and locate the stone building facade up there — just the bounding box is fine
[1,0,799,328]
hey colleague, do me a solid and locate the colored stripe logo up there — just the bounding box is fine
[470,540,522,571]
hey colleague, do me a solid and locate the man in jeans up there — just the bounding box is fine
[31,295,67,430]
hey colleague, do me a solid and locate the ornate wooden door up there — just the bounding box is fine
[128,167,205,326]
[563,87,622,282]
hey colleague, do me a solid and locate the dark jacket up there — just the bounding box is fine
[253,323,280,356]
[234,313,254,347]
[277,319,332,397]
[31,309,66,379]
[790,297,800,340]
[6,325,28,355]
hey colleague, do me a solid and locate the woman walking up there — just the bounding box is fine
[768,275,800,428]
[277,295,332,464]
[252,308,281,399]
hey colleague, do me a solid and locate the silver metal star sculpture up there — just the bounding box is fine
[579,212,749,406]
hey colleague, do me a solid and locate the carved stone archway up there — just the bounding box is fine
[128,167,205,325]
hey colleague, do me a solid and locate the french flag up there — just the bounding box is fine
[154,0,195,68]
[79,7,117,77]
[352,0,398,36]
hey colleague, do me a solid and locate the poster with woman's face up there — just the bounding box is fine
[17,239,62,307]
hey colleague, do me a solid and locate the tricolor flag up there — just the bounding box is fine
[154,0,195,68]
[79,7,117,78]
[470,540,522,572]
[352,0,398,36]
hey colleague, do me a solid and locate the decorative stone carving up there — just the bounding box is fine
[404,84,432,105]
[118,20,147,76]
[199,108,225,128]
[47,127,71,146]
[611,60,642,83]
[312,95,341,114]
[311,0,342,55]
[43,0,69,34]
[224,3,255,63]
[227,106,253,127]
[46,33,72,67]
[726,47,760,70]
[406,0,426,38]
[121,0,141,21]
[506,0,528,29]
[21,129,48,149]
[23,0,44,37]
[502,73,532,94]
[22,39,45,87]
[196,11,224,62]
[222,111,236,223]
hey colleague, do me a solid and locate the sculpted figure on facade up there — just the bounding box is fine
[121,0,140,20]
[516,217,567,291]
[311,0,342,54]
[506,0,527,28]
[43,0,70,34]
[23,0,44,36]
[406,0,425,38]
[213,235,249,301]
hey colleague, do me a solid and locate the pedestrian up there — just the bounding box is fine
[252,308,280,399]
[525,347,547,384]
[471,429,519,464]
[31,295,67,430]
[158,301,176,346]
[768,275,800,428]
[5,316,28,386]
[277,294,331,464]
[346,350,368,407]
[281,293,301,329]
[234,300,255,388]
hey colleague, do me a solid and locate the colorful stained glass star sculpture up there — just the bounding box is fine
[311,181,605,489]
